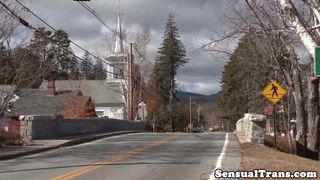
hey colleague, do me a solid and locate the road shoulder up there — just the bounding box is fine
[221,133,241,171]
[0,131,144,161]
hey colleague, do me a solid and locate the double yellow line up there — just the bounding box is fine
[51,135,178,180]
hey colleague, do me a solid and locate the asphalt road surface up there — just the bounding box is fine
[0,132,239,180]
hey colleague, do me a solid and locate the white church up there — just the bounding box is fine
[39,4,130,120]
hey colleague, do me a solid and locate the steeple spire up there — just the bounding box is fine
[114,0,124,54]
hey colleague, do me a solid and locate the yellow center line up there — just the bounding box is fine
[50,135,179,180]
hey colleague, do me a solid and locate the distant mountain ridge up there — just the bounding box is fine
[176,91,220,102]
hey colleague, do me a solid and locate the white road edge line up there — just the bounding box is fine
[209,133,229,180]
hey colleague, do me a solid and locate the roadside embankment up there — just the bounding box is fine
[240,142,320,177]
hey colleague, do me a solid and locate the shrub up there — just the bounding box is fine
[0,128,22,146]
[163,124,172,132]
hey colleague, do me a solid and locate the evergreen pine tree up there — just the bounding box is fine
[51,30,72,73]
[29,27,52,80]
[148,13,188,131]
[80,51,93,79]
[154,13,188,104]
[70,55,80,80]
[218,32,272,124]
[92,59,106,80]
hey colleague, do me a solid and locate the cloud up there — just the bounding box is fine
[19,0,232,94]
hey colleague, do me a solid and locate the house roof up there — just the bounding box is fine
[5,89,88,117]
[39,80,124,106]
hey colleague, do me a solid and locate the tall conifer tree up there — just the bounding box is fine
[154,13,188,104]
[80,51,93,79]
[148,14,188,131]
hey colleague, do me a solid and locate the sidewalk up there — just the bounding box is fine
[221,133,241,171]
[0,130,144,160]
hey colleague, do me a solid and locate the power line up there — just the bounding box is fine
[76,1,152,106]
[77,1,145,60]
[78,2,115,34]
[14,0,128,74]
[0,1,31,29]
[75,1,153,105]
[75,1,157,101]
[16,0,148,101]
[0,1,121,78]
[77,1,129,45]
[1,1,157,103]
[11,0,146,84]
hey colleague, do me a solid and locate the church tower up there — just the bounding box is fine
[106,0,127,84]
[114,4,124,55]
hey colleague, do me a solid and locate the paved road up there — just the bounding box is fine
[0,132,240,180]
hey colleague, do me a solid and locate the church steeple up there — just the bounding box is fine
[114,0,124,54]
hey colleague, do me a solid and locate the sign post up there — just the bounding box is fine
[262,80,287,149]
[315,47,320,76]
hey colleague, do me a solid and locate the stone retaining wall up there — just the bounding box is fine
[19,115,145,143]
[236,113,266,143]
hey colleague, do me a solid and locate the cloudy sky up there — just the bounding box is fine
[21,0,235,95]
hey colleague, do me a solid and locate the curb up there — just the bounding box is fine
[0,146,58,161]
[0,131,145,161]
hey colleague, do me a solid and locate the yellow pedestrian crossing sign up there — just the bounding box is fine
[262,80,286,104]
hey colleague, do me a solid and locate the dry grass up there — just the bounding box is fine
[240,142,320,177]
[264,134,296,154]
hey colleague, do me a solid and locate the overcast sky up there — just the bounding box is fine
[21,0,235,95]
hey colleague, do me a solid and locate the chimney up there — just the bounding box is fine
[47,80,56,96]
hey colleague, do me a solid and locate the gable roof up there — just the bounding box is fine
[5,89,86,117]
[39,80,124,106]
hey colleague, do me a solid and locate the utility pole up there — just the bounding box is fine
[170,43,174,132]
[197,106,201,132]
[273,104,277,149]
[189,96,192,133]
[169,80,173,132]
[42,46,46,80]
[128,43,134,120]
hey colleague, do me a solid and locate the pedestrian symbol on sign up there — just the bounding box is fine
[271,84,278,97]
[262,80,286,104]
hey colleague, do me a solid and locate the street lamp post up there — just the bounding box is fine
[197,106,201,132]
[189,97,202,133]
[189,96,192,133]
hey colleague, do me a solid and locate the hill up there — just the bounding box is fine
[176,91,220,102]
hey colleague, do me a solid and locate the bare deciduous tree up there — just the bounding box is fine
[0,0,21,44]
[279,0,320,156]
[204,0,320,157]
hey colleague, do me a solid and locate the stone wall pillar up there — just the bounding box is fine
[19,116,33,144]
